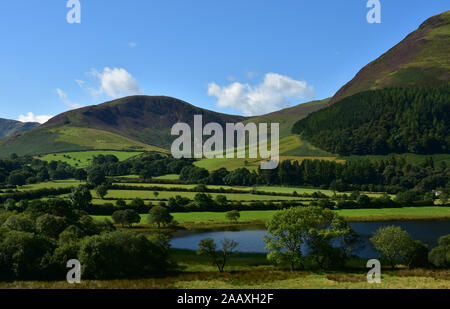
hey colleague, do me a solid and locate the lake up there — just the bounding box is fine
[170,220,450,258]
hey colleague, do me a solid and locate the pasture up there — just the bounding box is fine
[39,150,142,167]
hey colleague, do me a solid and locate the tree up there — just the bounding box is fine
[215,195,228,208]
[2,215,35,233]
[130,198,145,211]
[405,240,429,269]
[147,206,173,228]
[225,210,240,223]
[0,231,54,279]
[8,171,26,187]
[153,191,159,199]
[370,226,415,269]
[112,210,141,228]
[74,169,87,182]
[87,167,105,186]
[264,206,355,271]
[197,238,238,272]
[36,214,67,238]
[428,234,450,268]
[95,184,108,200]
[69,185,92,211]
[78,231,170,279]
[115,199,126,208]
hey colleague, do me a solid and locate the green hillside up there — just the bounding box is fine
[329,11,450,104]
[0,126,167,157]
[0,96,245,158]
[293,87,450,155]
[245,98,329,137]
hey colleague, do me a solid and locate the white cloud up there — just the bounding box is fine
[18,112,53,124]
[129,42,137,48]
[90,67,142,99]
[208,73,314,116]
[75,79,85,87]
[56,88,82,109]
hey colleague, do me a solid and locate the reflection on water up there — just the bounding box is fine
[170,220,450,258]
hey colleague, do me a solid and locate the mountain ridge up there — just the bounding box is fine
[329,10,450,104]
[0,118,40,138]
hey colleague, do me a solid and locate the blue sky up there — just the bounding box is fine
[0,0,448,122]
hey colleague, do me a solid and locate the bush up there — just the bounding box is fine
[78,231,170,279]
[428,234,450,268]
[2,215,35,233]
[0,230,54,279]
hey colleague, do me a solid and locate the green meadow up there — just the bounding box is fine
[92,207,450,225]
[39,150,143,167]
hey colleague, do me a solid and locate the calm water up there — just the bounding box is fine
[170,220,450,258]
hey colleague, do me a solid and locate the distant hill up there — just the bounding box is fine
[0,96,246,157]
[0,118,40,138]
[329,11,450,104]
[245,98,329,137]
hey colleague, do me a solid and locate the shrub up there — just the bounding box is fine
[78,231,170,279]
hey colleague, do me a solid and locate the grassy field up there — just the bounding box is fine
[39,151,143,167]
[2,249,449,289]
[16,179,84,191]
[194,134,342,171]
[92,207,450,225]
[101,190,302,201]
[152,174,180,180]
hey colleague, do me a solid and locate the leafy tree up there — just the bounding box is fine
[112,210,141,228]
[197,238,238,273]
[130,198,145,211]
[215,195,228,208]
[74,169,87,182]
[36,214,67,238]
[225,210,240,223]
[78,231,170,279]
[87,167,105,186]
[95,184,108,199]
[370,226,415,269]
[69,185,92,211]
[115,199,126,208]
[2,215,35,233]
[8,171,26,187]
[264,206,355,270]
[428,234,450,268]
[153,191,159,199]
[405,240,429,269]
[0,231,54,279]
[147,206,173,228]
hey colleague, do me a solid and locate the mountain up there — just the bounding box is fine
[0,95,332,159]
[0,96,246,157]
[0,118,40,138]
[292,11,450,156]
[329,11,450,104]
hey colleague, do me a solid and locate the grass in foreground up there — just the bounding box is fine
[1,249,449,289]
